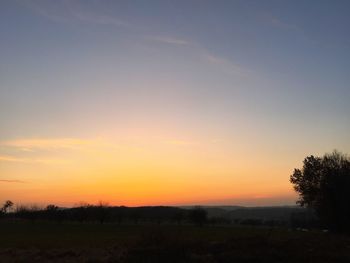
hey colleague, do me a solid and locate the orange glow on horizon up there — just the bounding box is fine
[0,134,298,207]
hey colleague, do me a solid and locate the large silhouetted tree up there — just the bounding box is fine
[290,151,350,232]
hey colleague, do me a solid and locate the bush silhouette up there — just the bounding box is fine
[290,150,350,232]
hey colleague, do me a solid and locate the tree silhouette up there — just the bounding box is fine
[46,204,59,211]
[96,201,110,224]
[45,204,60,221]
[2,200,14,213]
[290,150,350,232]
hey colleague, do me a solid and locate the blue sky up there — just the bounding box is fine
[0,0,349,206]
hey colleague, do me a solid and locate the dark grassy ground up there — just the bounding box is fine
[1,220,350,262]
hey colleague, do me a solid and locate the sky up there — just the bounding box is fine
[1,0,350,207]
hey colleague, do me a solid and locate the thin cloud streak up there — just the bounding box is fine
[151,35,250,76]
[262,13,300,31]
[200,53,251,76]
[0,155,69,165]
[0,137,203,155]
[270,18,299,30]
[0,138,102,150]
[21,0,130,27]
[69,7,130,27]
[0,179,26,183]
[22,1,251,77]
[150,36,192,46]
[163,140,196,146]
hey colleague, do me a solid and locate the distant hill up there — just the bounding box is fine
[227,206,306,221]
[180,205,314,223]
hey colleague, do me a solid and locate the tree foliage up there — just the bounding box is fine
[290,151,350,231]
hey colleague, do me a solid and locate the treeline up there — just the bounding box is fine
[0,202,319,229]
[0,202,208,226]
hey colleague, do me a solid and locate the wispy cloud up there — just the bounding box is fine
[68,7,130,27]
[23,1,250,77]
[211,138,224,144]
[0,155,24,162]
[0,179,26,183]
[0,155,68,165]
[150,36,192,46]
[270,18,298,30]
[0,138,101,150]
[151,35,250,76]
[0,137,107,165]
[200,53,250,76]
[21,0,130,27]
[262,13,299,31]
[163,140,196,146]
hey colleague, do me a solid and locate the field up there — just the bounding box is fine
[1,221,350,262]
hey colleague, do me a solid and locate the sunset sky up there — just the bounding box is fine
[1,0,349,207]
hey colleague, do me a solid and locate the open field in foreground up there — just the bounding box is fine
[1,221,350,262]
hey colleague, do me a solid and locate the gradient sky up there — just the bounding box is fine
[1,0,349,207]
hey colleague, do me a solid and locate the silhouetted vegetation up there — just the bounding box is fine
[0,200,346,262]
[3,203,191,225]
[290,150,350,232]
[0,201,321,229]
[1,200,13,213]
[188,206,207,226]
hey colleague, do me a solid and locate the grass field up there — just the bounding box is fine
[1,221,350,262]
